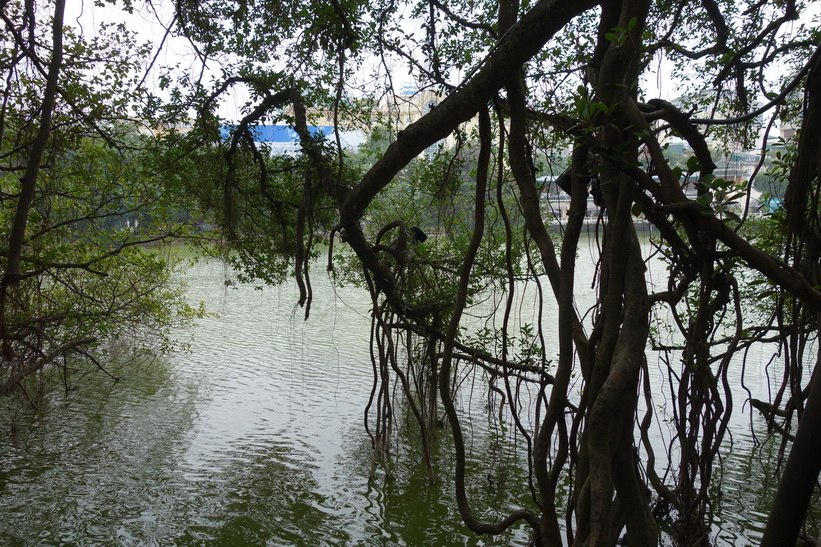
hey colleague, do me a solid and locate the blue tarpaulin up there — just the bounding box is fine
[221,125,335,142]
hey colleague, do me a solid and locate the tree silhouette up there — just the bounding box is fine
[167,0,821,543]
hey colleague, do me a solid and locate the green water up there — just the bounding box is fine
[0,253,813,545]
[0,259,531,546]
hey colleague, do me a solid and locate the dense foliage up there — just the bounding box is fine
[5,0,821,545]
[169,0,821,545]
[0,1,206,401]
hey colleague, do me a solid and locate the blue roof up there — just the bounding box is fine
[221,125,334,143]
[399,83,417,96]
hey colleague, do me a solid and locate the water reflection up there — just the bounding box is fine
[0,250,812,545]
[0,259,520,545]
[0,360,201,545]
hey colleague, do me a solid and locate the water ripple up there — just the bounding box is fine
[0,255,805,546]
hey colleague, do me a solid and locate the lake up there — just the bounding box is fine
[0,239,811,545]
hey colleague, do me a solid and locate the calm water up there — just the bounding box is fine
[0,243,810,545]
[0,258,531,546]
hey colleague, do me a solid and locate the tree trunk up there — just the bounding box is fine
[762,43,821,547]
[761,344,821,546]
[4,0,65,285]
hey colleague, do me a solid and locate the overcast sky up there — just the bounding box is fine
[64,0,821,128]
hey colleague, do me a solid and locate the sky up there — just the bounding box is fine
[63,0,821,130]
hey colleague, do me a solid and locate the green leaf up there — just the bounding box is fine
[724,210,742,223]
[686,156,701,172]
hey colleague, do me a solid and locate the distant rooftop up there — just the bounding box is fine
[398,83,417,96]
[221,124,334,143]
